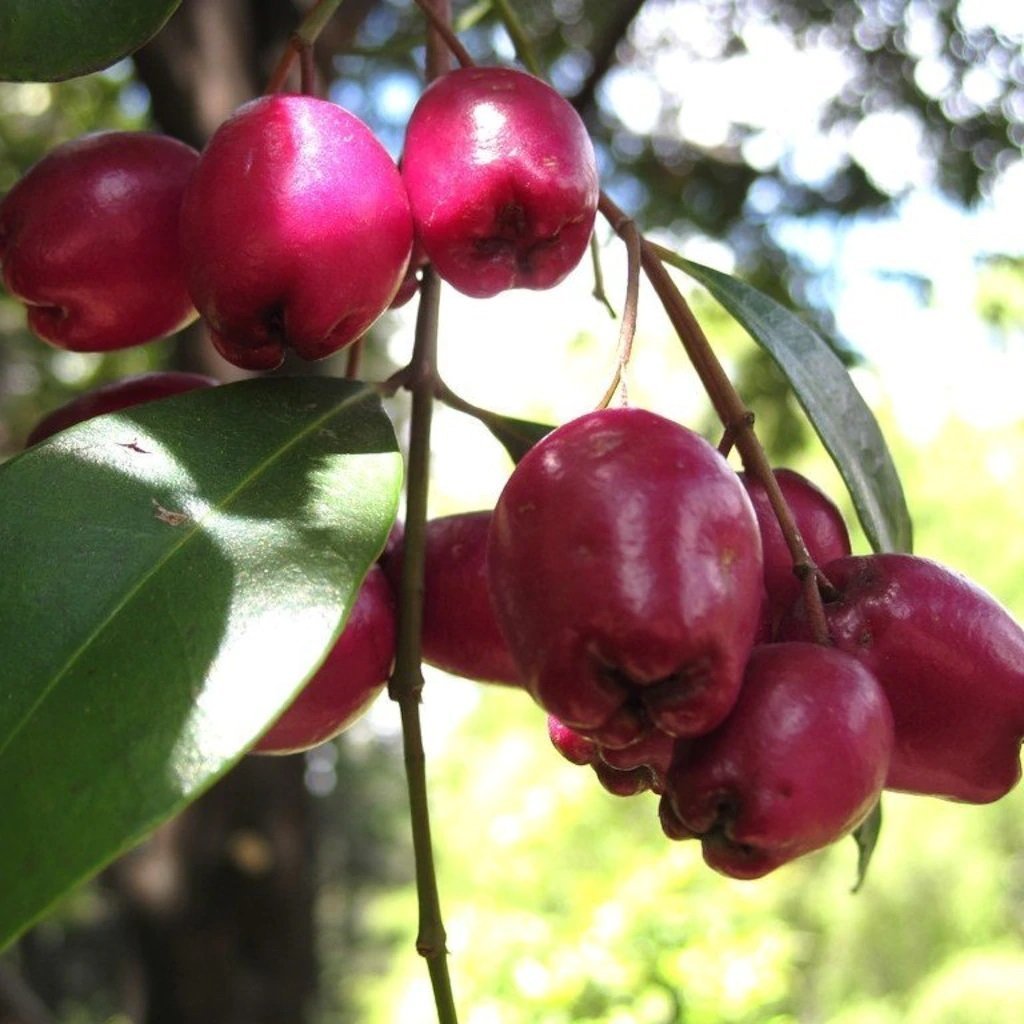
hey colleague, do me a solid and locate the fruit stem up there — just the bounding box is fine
[344,338,363,380]
[264,0,346,93]
[389,266,459,1024]
[382,7,459,1023]
[411,0,474,68]
[432,375,506,426]
[596,215,641,409]
[299,44,317,96]
[491,0,544,76]
[598,193,832,645]
[589,234,618,319]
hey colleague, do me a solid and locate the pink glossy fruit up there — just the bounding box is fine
[597,726,676,793]
[547,715,597,767]
[25,371,218,446]
[778,554,1024,803]
[0,132,199,351]
[659,642,893,879]
[253,565,396,755]
[401,66,599,298]
[488,407,764,749]
[547,716,674,796]
[381,511,521,685]
[179,94,413,371]
[739,468,851,635]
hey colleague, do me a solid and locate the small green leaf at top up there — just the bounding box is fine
[662,251,913,555]
[0,377,402,952]
[0,0,181,82]
[482,412,555,464]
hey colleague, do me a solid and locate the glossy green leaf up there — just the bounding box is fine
[664,253,913,554]
[0,377,402,951]
[0,0,180,82]
[483,413,555,464]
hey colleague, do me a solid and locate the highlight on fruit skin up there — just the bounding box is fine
[0,131,200,352]
[401,65,599,298]
[179,93,413,371]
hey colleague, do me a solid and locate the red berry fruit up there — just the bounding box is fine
[179,95,413,371]
[778,554,1024,803]
[401,66,599,298]
[659,642,893,879]
[597,727,676,793]
[0,132,199,351]
[252,565,396,755]
[381,511,521,685]
[593,761,658,798]
[547,716,672,796]
[25,371,218,446]
[488,407,764,749]
[740,468,851,635]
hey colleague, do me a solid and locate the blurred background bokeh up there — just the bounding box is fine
[1,1,1022,1022]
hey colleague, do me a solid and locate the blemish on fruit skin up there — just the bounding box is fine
[118,439,150,454]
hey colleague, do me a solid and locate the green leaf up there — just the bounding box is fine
[0,377,402,951]
[483,413,555,464]
[0,0,181,82]
[663,253,913,554]
[851,800,883,893]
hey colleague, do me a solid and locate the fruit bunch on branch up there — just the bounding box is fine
[0,3,1022,1023]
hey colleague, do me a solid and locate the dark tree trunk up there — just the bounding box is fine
[108,758,317,1024]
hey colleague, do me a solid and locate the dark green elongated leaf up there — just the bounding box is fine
[662,252,913,554]
[0,377,402,951]
[852,800,883,893]
[0,0,180,82]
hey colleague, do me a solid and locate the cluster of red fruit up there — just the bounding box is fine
[0,66,597,369]
[21,365,1024,879]
[6,62,1024,884]
[399,408,1024,879]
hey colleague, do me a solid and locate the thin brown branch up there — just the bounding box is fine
[344,337,363,379]
[265,34,301,93]
[596,216,641,409]
[411,0,474,69]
